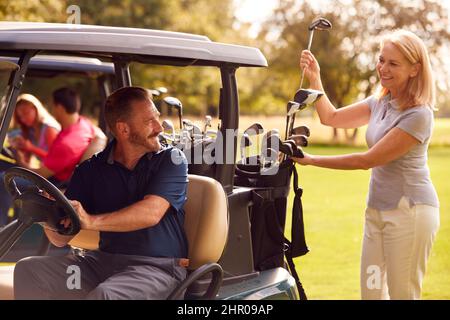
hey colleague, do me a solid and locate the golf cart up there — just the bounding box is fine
[0,22,308,300]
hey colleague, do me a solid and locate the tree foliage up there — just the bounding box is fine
[246,0,450,117]
[0,0,449,118]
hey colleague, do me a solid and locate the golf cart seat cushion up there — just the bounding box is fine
[0,265,14,300]
[69,174,228,269]
[184,174,228,270]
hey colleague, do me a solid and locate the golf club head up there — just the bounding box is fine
[284,139,297,150]
[293,88,324,105]
[163,97,182,111]
[288,134,308,147]
[309,17,332,31]
[192,123,202,136]
[286,101,301,116]
[284,140,305,158]
[279,142,294,157]
[240,133,252,148]
[158,133,170,145]
[244,122,264,136]
[240,133,252,165]
[182,119,193,130]
[156,87,168,94]
[204,115,212,128]
[261,129,280,151]
[291,125,311,137]
[261,147,279,168]
[292,146,304,158]
[162,119,174,132]
[149,89,160,97]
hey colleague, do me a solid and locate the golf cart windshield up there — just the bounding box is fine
[0,61,19,126]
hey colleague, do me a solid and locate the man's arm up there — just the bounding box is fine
[71,194,170,232]
[43,225,76,247]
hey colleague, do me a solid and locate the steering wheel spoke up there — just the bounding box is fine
[4,167,81,235]
[9,179,22,198]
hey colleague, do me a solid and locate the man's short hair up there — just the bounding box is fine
[52,87,81,114]
[104,86,153,134]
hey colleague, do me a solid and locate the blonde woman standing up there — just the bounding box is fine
[293,30,439,300]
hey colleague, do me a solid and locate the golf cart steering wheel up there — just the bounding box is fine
[4,167,81,236]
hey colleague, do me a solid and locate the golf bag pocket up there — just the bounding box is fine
[250,189,288,271]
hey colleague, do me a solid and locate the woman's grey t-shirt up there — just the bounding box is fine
[364,95,439,211]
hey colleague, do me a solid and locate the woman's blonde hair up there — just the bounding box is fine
[13,93,61,138]
[376,29,436,110]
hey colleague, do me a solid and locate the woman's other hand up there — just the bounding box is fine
[14,136,33,152]
[291,152,314,166]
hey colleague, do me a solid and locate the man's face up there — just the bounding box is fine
[126,99,163,152]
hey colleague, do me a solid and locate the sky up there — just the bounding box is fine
[233,0,278,37]
[234,0,450,36]
[234,0,449,89]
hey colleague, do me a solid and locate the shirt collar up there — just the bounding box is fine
[100,139,160,165]
[382,93,400,110]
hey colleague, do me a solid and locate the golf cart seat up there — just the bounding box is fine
[0,174,228,300]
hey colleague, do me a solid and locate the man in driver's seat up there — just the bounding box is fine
[14,86,189,299]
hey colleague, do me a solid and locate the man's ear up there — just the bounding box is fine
[115,121,129,137]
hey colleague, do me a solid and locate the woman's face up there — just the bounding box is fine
[376,42,419,97]
[16,101,37,127]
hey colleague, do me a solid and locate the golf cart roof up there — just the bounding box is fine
[0,55,114,77]
[0,22,268,67]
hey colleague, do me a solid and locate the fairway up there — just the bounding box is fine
[286,146,450,299]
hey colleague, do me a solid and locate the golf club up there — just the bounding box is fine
[203,115,212,138]
[163,96,183,129]
[240,133,252,165]
[292,125,311,137]
[149,89,160,97]
[288,134,308,147]
[162,119,176,142]
[244,122,265,158]
[261,147,278,169]
[285,101,300,140]
[244,122,264,136]
[156,87,168,94]
[261,129,280,152]
[290,89,324,138]
[284,140,304,158]
[298,17,332,90]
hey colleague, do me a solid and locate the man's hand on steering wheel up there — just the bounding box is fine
[69,200,93,230]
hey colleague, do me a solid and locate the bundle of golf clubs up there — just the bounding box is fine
[158,16,331,177]
[158,96,216,150]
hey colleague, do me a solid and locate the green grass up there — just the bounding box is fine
[285,145,450,300]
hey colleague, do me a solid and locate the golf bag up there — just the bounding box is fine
[234,159,309,299]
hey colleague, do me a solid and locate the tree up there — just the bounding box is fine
[248,0,450,141]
